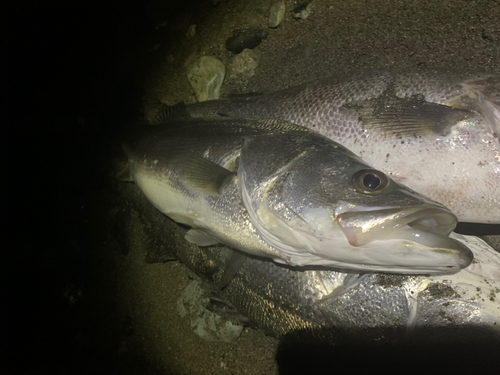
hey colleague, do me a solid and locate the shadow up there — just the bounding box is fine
[277,326,500,375]
[456,222,500,236]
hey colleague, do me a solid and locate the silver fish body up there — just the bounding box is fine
[117,182,500,343]
[123,117,472,274]
[181,71,500,224]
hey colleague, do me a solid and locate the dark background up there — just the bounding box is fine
[2,2,149,373]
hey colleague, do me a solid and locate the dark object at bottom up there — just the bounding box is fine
[277,326,500,374]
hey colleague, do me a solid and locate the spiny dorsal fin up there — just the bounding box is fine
[178,155,235,195]
[150,102,191,124]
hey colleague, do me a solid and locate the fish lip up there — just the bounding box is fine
[336,205,457,247]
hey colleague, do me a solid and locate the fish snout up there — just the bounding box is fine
[335,205,473,272]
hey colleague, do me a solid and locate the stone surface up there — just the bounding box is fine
[229,48,259,79]
[268,1,285,28]
[177,280,244,343]
[187,56,226,102]
[293,1,313,20]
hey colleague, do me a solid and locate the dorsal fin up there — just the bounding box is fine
[150,102,191,124]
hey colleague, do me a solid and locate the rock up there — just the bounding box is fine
[177,279,244,343]
[187,56,226,102]
[226,29,268,54]
[229,49,259,79]
[293,1,313,20]
[268,1,285,28]
[186,24,196,39]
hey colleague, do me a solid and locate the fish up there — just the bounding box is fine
[171,70,500,224]
[121,117,473,275]
[115,178,500,345]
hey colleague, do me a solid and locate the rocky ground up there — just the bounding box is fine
[4,0,500,374]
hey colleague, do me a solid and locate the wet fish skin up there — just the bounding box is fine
[116,182,500,343]
[181,71,500,224]
[123,117,472,274]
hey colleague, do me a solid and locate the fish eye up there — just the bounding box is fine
[363,174,380,189]
[353,169,389,194]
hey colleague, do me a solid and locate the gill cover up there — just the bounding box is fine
[238,133,320,256]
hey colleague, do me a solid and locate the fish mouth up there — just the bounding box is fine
[336,205,473,269]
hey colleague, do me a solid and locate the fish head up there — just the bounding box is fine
[239,132,473,274]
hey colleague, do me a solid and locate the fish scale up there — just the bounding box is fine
[116,155,500,344]
[123,117,472,274]
[181,70,500,224]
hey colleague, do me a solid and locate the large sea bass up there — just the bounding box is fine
[122,117,472,274]
[173,71,500,224]
[116,179,500,345]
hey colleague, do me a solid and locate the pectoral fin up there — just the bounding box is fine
[178,156,235,195]
[476,91,500,138]
[185,228,220,246]
[464,77,500,139]
[342,96,470,137]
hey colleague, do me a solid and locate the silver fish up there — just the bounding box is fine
[122,117,472,274]
[177,71,500,224]
[116,180,500,343]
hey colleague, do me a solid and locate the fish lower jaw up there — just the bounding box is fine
[384,227,473,269]
[273,251,465,275]
[269,234,473,275]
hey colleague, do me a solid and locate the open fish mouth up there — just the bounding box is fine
[336,205,473,269]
